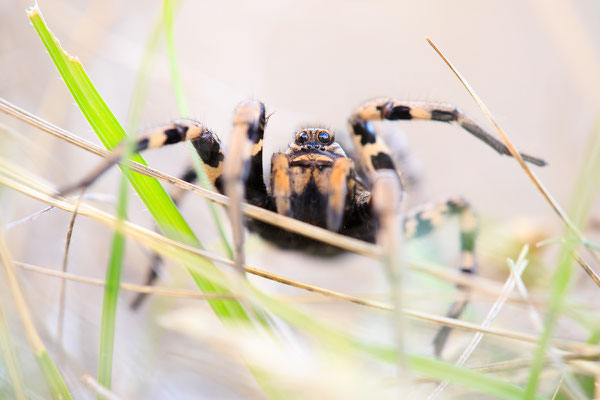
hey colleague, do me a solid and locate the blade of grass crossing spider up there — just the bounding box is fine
[162,0,234,259]
[0,304,26,399]
[27,5,249,321]
[525,118,600,398]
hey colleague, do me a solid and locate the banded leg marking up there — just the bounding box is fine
[59,119,220,195]
[403,196,478,357]
[348,117,397,180]
[224,100,268,201]
[349,98,546,173]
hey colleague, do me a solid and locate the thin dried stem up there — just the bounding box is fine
[15,261,238,299]
[425,37,600,280]
[4,205,54,230]
[0,219,46,355]
[56,189,83,351]
[428,246,531,400]
[472,353,600,375]
[81,374,121,400]
[568,248,600,288]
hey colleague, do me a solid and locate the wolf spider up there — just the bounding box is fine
[62,98,545,356]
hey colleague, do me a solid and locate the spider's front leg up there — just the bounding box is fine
[59,119,226,195]
[348,98,546,179]
[223,100,269,268]
[347,99,493,358]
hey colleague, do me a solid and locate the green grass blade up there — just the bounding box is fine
[98,174,129,390]
[406,355,545,400]
[524,118,600,398]
[96,12,164,389]
[162,0,234,259]
[163,0,189,116]
[125,13,163,133]
[36,351,71,400]
[27,4,249,322]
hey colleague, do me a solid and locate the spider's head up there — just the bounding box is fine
[285,128,346,165]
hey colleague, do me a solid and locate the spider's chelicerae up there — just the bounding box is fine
[63,98,546,355]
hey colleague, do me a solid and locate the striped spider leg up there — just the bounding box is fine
[348,98,545,356]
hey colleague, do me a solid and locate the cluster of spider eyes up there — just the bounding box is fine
[296,130,333,145]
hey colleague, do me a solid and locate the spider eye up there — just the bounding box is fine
[296,131,309,145]
[317,131,331,144]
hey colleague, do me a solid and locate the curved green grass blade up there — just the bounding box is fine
[27,4,249,322]
[98,173,129,390]
[162,0,234,259]
[525,118,600,398]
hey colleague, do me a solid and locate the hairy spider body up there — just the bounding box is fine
[62,98,546,355]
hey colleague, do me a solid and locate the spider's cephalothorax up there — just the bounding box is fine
[245,127,375,254]
[63,98,546,355]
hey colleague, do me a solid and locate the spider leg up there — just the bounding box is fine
[403,196,478,357]
[326,158,354,231]
[348,98,546,179]
[58,120,224,195]
[130,167,198,309]
[270,153,292,217]
[223,100,268,270]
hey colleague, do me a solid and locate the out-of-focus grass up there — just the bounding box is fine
[525,117,600,399]
[0,301,26,399]
[0,226,71,400]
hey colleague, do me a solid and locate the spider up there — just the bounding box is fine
[62,98,546,356]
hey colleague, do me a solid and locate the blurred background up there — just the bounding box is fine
[1,0,599,398]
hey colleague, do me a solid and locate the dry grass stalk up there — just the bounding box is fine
[15,261,238,300]
[425,38,600,279]
[81,374,121,400]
